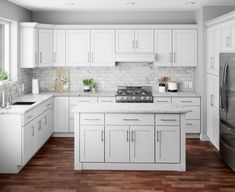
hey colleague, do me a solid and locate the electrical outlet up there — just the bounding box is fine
[188,82,193,89]
[183,82,189,89]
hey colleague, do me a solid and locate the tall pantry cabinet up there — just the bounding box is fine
[206,12,235,150]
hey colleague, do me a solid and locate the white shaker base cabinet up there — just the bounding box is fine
[74,112,186,171]
[80,126,104,162]
[105,126,130,163]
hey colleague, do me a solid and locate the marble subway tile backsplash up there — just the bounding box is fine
[33,63,195,92]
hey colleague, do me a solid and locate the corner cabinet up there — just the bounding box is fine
[155,29,197,67]
[0,98,53,173]
[75,113,186,171]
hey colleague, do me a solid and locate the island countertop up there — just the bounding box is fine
[73,103,190,114]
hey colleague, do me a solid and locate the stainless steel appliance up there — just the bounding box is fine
[219,53,235,171]
[116,86,153,103]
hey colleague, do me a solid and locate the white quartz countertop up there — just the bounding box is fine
[0,94,53,114]
[73,103,190,114]
[42,91,200,97]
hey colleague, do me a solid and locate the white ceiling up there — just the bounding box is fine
[8,0,235,11]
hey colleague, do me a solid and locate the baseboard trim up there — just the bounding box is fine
[186,133,200,139]
[200,134,210,141]
[52,132,74,137]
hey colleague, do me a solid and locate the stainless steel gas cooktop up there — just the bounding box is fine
[115,86,153,103]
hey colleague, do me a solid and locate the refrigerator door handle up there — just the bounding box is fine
[221,60,227,110]
[224,60,229,113]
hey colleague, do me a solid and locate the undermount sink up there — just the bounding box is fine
[13,101,36,105]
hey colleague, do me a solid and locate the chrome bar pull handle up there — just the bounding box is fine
[101,130,104,142]
[127,130,129,142]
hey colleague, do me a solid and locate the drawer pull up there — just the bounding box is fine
[123,118,139,121]
[186,123,193,126]
[85,118,100,121]
[156,101,169,103]
[79,100,90,102]
[188,110,193,112]
[101,130,104,142]
[181,101,193,103]
[27,115,33,120]
[160,119,177,122]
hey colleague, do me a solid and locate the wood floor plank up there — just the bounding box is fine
[0,138,235,192]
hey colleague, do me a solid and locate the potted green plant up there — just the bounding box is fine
[91,81,97,93]
[82,78,93,92]
[0,72,8,85]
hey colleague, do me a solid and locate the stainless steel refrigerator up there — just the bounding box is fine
[220,53,235,171]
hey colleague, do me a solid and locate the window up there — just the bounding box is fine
[0,19,10,75]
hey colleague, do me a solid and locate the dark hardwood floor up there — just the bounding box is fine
[0,138,235,192]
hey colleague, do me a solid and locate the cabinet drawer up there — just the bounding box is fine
[172,97,200,106]
[184,106,200,120]
[80,113,104,125]
[70,97,97,105]
[154,97,171,103]
[23,98,53,126]
[106,114,154,125]
[155,114,180,126]
[185,120,200,133]
[98,97,116,103]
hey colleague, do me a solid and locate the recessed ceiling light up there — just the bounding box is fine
[125,2,136,6]
[65,2,75,6]
[185,1,196,6]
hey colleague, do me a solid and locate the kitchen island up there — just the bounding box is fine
[73,103,189,171]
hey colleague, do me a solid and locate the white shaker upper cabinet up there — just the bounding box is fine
[53,30,66,67]
[91,30,115,67]
[66,30,90,67]
[135,30,154,53]
[173,30,197,67]
[221,21,235,51]
[38,29,53,67]
[207,28,220,76]
[154,30,172,66]
[116,30,135,52]
[20,26,39,68]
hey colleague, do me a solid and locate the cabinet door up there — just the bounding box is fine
[23,121,35,165]
[214,29,221,75]
[173,30,197,66]
[154,30,172,66]
[54,97,69,132]
[156,126,180,163]
[39,29,53,67]
[207,104,214,144]
[207,30,215,73]
[135,30,154,53]
[53,30,66,67]
[221,25,231,50]
[91,30,115,67]
[116,30,135,52]
[105,126,130,162]
[80,126,104,162]
[66,30,90,66]
[20,27,39,68]
[130,126,154,163]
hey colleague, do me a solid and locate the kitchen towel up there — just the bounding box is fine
[32,79,39,94]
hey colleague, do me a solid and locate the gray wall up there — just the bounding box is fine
[0,0,31,22]
[32,10,196,24]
